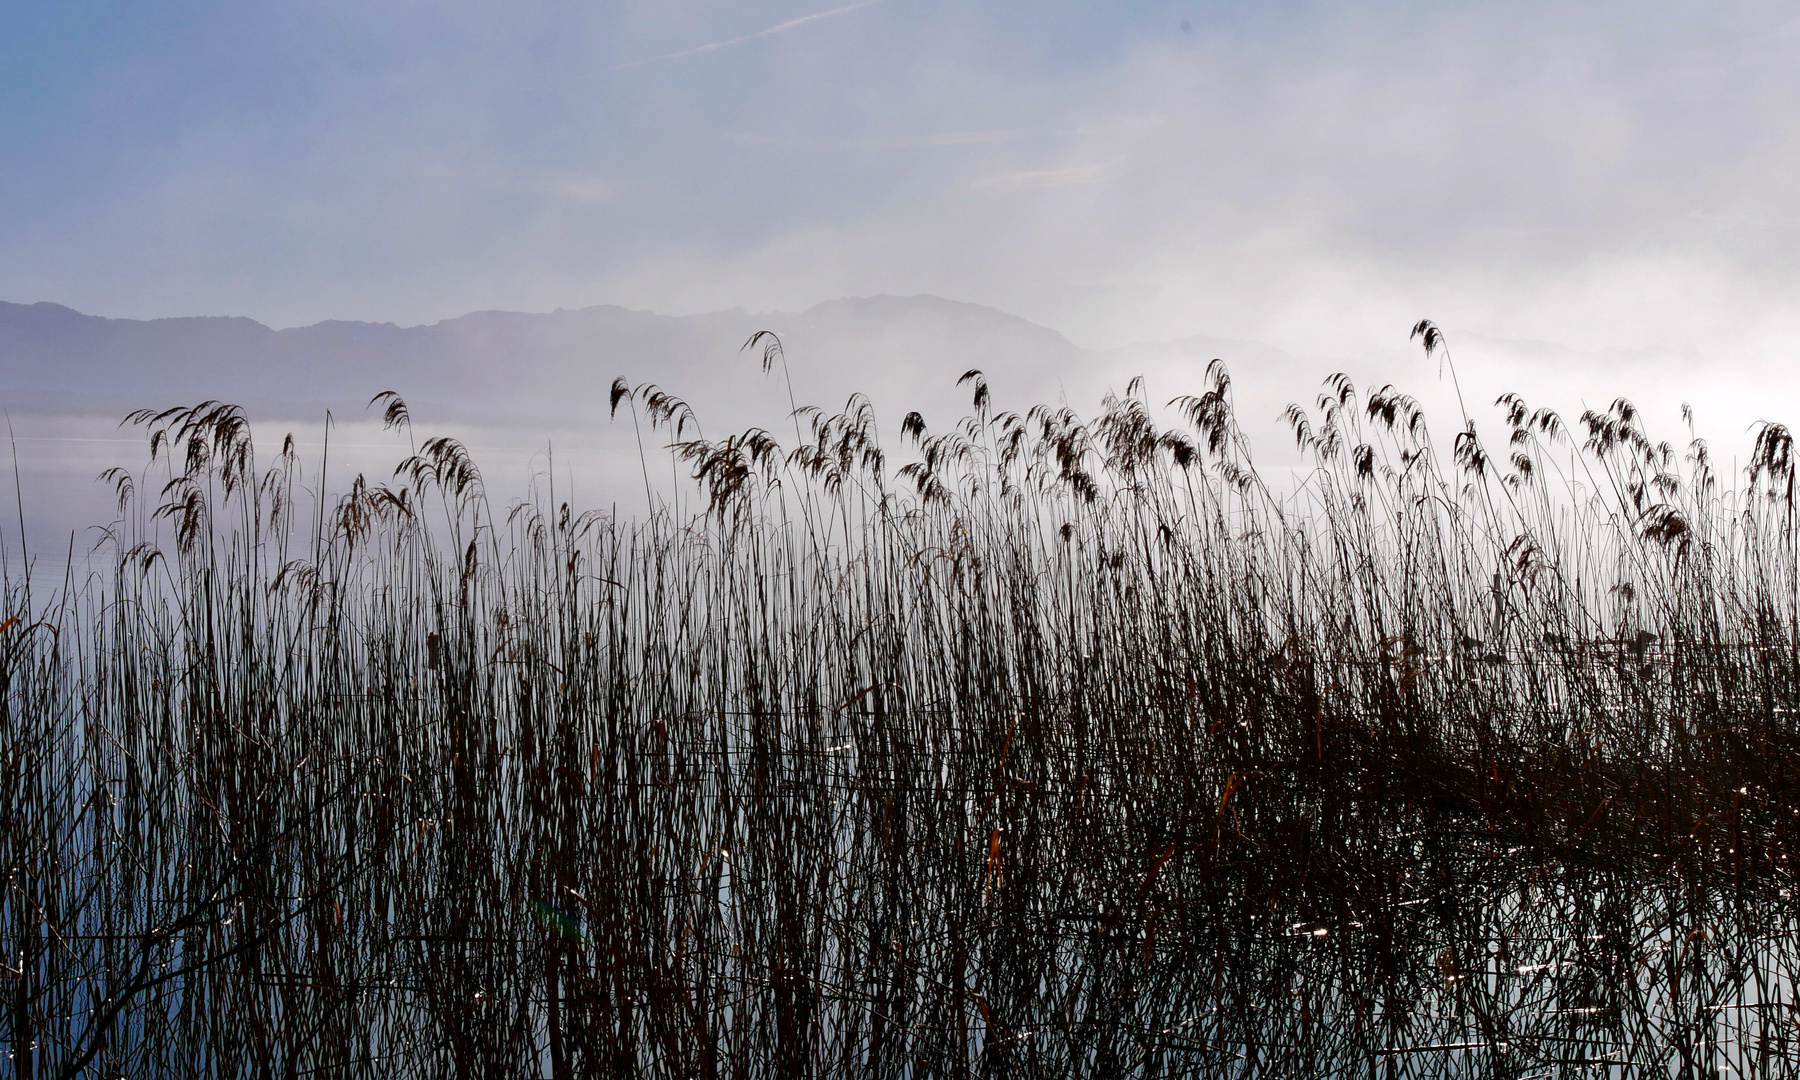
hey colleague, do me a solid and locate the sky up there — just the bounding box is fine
[5,1,1800,369]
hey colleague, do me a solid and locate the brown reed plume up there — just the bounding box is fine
[4,329,1800,1077]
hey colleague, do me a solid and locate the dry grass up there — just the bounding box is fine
[5,328,1800,1077]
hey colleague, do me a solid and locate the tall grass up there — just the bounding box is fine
[5,327,1800,1077]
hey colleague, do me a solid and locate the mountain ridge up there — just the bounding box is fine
[3,295,1255,427]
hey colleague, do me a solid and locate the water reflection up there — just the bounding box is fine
[11,689,1797,1078]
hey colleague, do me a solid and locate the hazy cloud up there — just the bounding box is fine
[972,164,1109,193]
[6,0,1800,399]
[726,130,1012,150]
[542,175,622,206]
[614,0,889,69]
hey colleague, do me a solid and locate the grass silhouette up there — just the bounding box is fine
[4,326,1800,1076]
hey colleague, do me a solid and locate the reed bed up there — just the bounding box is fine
[5,326,1800,1077]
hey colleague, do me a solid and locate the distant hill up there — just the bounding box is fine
[0,295,1299,431]
[0,294,1320,582]
[5,292,1763,586]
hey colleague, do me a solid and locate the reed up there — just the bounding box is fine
[5,326,1800,1077]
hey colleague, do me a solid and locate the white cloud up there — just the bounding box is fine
[971,164,1108,194]
[544,175,621,206]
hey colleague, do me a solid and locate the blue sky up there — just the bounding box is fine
[5,1,1800,361]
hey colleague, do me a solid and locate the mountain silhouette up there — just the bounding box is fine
[0,295,1293,430]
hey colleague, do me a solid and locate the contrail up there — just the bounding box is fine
[616,0,886,69]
